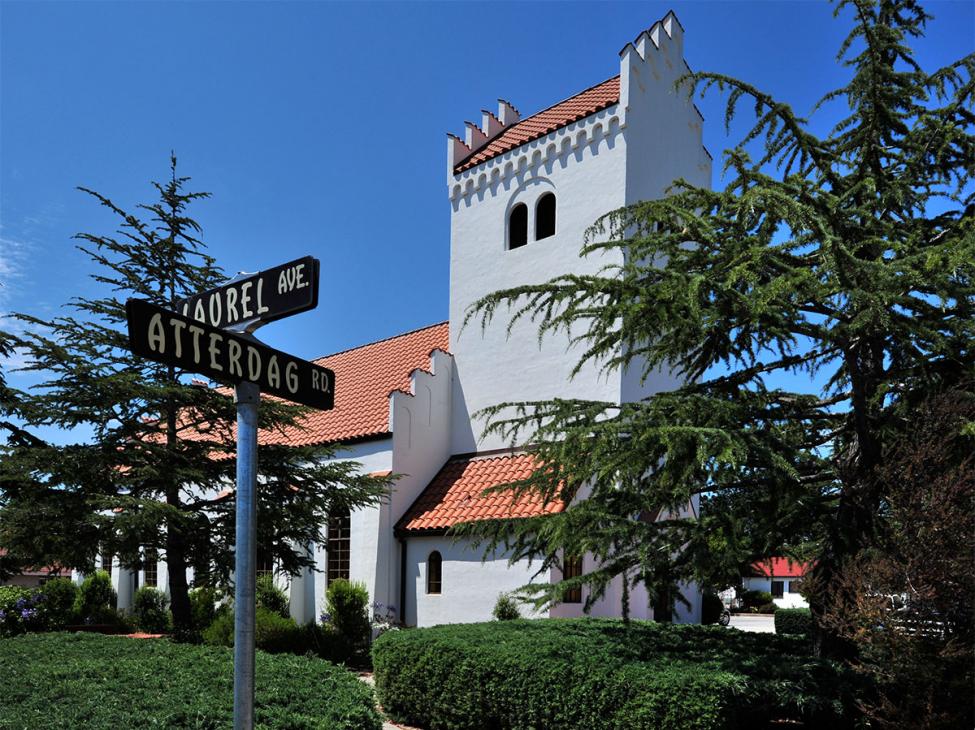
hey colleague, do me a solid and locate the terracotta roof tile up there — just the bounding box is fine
[174,322,450,451]
[267,322,449,446]
[455,76,621,173]
[397,453,563,532]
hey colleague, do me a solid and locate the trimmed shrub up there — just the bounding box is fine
[74,570,116,622]
[38,577,78,628]
[325,579,370,660]
[202,606,354,663]
[741,590,773,609]
[256,574,289,618]
[775,608,812,638]
[373,618,858,730]
[0,632,382,729]
[493,592,522,621]
[132,586,170,633]
[188,586,217,631]
[702,592,725,624]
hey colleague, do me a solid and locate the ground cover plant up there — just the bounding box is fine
[373,618,857,730]
[0,632,382,729]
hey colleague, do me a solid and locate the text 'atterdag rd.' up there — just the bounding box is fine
[126,298,334,410]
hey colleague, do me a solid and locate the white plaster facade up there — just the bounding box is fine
[95,11,710,629]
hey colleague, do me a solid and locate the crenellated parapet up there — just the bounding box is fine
[446,99,522,178]
[449,105,623,204]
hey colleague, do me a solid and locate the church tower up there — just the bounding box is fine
[446,11,712,454]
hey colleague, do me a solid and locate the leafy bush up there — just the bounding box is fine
[741,590,773,609]
[325,579,370,660]
[256,574,289,617]
[774,608,812,638]
[74,570,116,622]
[202,606,354,664]
[0,586,45,637]
[188,586,217,631]
[132,586,170,633]
[0,632,382,729]
[373,618,858,730]
[702,593,725,624]
[39,577,78,628]
[493,592,522,621]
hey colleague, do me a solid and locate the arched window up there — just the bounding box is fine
[535,193,556,240]
[327,508,351,585]
[426,551,442,594]
[508,203,528,249]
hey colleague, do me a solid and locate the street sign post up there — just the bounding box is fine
[178,256,320,332]
[125,257,329,730]
[126,299,333,410]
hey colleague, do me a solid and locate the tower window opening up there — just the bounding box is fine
[508,203,528,249]
[535,193,556,240]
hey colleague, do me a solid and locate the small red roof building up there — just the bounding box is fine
[749,557,813,579]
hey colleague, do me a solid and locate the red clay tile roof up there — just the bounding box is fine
[750,558,813,579]
[397,452,564,532]
[271,322,450,446]
[455,75,621,173]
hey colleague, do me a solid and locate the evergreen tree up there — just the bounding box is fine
[0,156,389,633]
[462,0,973,656]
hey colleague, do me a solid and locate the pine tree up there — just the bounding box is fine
[0,156,389,633]
[463,0,973,656]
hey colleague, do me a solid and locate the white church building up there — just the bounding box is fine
[97,11,712,627]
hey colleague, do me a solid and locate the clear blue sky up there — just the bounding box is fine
[1,1,972,434]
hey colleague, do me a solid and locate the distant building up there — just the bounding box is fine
[0,549,62,589]
[90,10,712,627]
[743,558,813,609]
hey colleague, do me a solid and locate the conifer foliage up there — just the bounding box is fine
[0,157,389,633]
[464,0,973,653]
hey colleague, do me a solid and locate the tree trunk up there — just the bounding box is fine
[621,574,630,624]
[164,387,193,637]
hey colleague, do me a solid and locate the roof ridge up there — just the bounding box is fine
[312,321,448,363]
[514,73,620,127]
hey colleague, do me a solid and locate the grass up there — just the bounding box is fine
[0,632,382,729]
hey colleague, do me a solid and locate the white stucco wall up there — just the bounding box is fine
[404,535,547,627]
[742,575,809,609]
[448,106,628,454]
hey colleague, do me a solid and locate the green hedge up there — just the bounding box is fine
[203,606,355,665]
[774,608,813,638]
[373,618,857,730]
[0,632,382,729]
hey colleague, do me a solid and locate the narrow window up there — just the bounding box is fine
[771,580,784,598]
[563,555,582,604]
[508,203,528,249]
[426,551,442,594]
[101,551,113,574]
[535,193,556,240]
[327,509,351,584]
[143,549,158,588]
[256,546,274,580]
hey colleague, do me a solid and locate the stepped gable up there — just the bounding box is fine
[396,452,563,532]
[454,75,621,173]
[271,322,450,446]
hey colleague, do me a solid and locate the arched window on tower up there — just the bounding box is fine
[426,551,442,594]
[508,203,528,249]
[535,193,556,240]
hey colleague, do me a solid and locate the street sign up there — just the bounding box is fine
[126,254,330,730]
[177,256,320,332]
[126,298,334,410]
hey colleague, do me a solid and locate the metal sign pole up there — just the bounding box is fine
[233,380,260,730]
